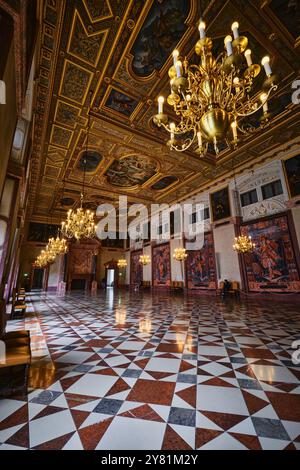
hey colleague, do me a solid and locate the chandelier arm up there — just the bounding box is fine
[236,84,277,117]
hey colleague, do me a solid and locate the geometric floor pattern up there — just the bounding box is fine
[1,289,300,450]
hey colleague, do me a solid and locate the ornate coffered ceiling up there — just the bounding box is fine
[29,0,300,222]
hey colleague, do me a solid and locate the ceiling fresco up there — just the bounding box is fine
[28,0,300,223]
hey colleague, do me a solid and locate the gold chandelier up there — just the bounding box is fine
[61,93,96,242]
[173,247,188,261]
[47,236,68,256]
[153,20,277,156]
[233,235,256,254]
[61,194,96,242]
[117,259,127,269]
[139,254,151,266]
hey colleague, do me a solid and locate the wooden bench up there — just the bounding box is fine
[219,281,240,298]
[10,290,27,319]
[0,330,31,397]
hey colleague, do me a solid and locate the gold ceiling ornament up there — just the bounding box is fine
[173,247,188,261]
[139,254,151,266]
[153,20,277,156]
[233,234,256,253]
[117,258,127,269]
[61,91,96,242]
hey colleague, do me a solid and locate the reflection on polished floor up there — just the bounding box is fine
[0,290,300,450]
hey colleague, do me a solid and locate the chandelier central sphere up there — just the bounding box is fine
[153,20,277,156]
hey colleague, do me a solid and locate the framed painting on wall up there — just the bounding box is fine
[240,215,300,292]
[152,243,171,287]
[283,155,300,198]
[210,186,231,222]
[130,250,142,285]
[186,232,217,290]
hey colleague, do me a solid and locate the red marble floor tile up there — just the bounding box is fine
[65,393,100,408]
[84,340,109,348]
[201,411,247,431]
[127,379,176,406]
[179,360,195,372]
[202,377,236,388]
[195,428,223,449]
[0,404,28,431]
[106,378,131,397]
[33,431,76,450]
[60,375,83,390]
[71,409,90,428]
[242,390,269,415]
[156,343,185,353]
[79,417,113,450]
[229,433,262,450]
[134,358,150,369]
[32,406,65,421]
[284,443,297,450]
[241,348,276,359]
[120,404,164,422]
[6,423,29,448]
[266,392,300,421]
[176,385,196,408]
[147,371,175,380]
[162,425,193,450]
[92,368,118,376]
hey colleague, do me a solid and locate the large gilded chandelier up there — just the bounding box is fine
[233,234,255,254]
[47,236,68,256]
[61,195,96,242]
[153,20,277,156]
[61,93,96,242]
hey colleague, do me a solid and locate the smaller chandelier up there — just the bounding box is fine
[233,235,255,254]
[47,236,68,257]
[61,194,96,241]
[117,259,127,269]
[173,247,188,261]
[139,254,151,266]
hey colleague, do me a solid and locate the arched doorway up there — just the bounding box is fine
[104,259,119,288]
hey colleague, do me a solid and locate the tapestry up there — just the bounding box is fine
[130,250,142,285]
[210,186,231,221]
[241,215,300,292]
[152,243,171,287]
[186,232,217,290]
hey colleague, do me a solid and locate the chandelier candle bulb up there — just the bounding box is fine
[170,122,176,140]
[175,60,182,78]
[158,96,164,114]
[198,20,206,39]
[197,131,202,148]
[224,35,233,56]
[231,121,238,141]
[260,93,268,113]
[172,49,179,66]
[233,77,240,93]
[245,49,253,67]
[261,56,272,76]
[231,21,240,39]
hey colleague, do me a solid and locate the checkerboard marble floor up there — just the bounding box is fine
[1,289,300,450]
